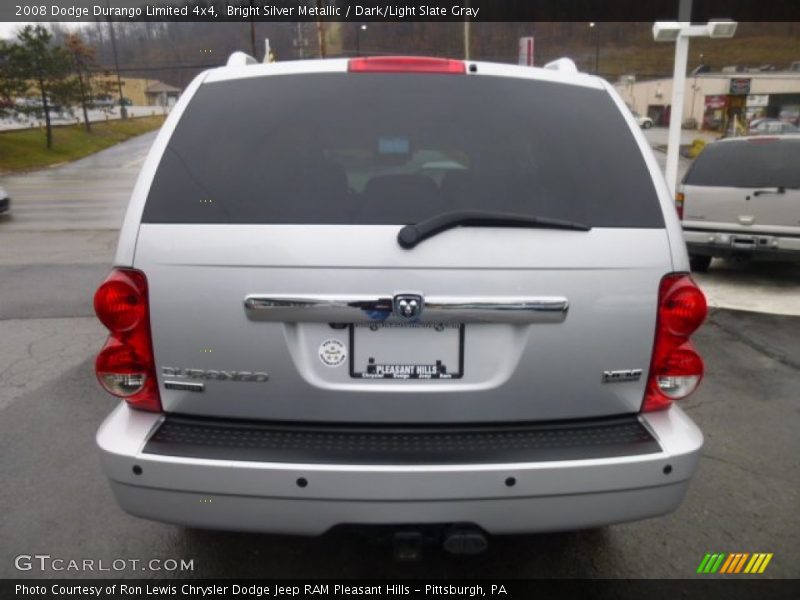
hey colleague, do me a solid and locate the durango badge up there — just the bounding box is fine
[393,293,424,320]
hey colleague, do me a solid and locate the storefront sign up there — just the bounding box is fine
[729,78,751,95]
[746,94,769,107]
[705,94,728,109]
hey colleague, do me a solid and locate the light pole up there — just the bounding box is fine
[690,53,704,125]
[355,24,367,57]
[653,20,737,197]
[589,22,599,75]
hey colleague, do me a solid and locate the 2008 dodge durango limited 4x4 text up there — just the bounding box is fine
[94,55,708,537]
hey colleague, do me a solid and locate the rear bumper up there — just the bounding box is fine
[684,228,800,260]
[96,405,703,535]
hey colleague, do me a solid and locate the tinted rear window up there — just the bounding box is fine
[684,138,800,188]
[143,73,663,227]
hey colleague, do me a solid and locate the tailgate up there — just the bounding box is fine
[134,224,671,423]
[683,183,800,232]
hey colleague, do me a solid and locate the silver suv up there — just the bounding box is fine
[679,135,800,271]
[94,56,707,537]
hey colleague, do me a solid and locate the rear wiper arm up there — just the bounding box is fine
[753,187,786,196]
[397,210,591,249]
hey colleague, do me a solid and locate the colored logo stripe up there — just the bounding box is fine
[698,553,773,574]
[697,553,726,573]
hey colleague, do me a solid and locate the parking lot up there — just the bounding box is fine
[0,129,798,579]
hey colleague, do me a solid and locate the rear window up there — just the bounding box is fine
[684,138,800,188]
[142,72,663,227]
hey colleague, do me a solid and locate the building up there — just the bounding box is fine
[614,68,800,132]
[144,81,181,107]
[95,77,182,107]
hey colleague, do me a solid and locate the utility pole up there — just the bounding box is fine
[249,0,257,57]
[315,0,327,58]
[589,22,599,75]
[665,0,693,197]
[355,24,367,57]
[106,0,127,119]
[294,22,307,59]
[463,1,471,60]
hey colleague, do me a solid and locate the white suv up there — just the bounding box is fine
[94,55,707,541]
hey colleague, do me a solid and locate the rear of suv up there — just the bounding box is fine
[679,135,800,272]
[94,56,707,536]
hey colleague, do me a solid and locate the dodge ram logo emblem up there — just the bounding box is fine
[394,294,423,320]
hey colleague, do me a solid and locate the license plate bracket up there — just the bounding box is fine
[349,323,464,380]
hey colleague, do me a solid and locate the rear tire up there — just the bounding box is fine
[642,121,652,129]
[689,254,712,272]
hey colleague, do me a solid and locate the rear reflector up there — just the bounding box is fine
[348,56,466,74]
[642,274,707,412]
[94,268,161,412]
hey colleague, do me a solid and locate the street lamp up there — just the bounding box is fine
[355,24,367,57]
[690,53,704,125]
[589,22,599,75]
[653,20,737,197]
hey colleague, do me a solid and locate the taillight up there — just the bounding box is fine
[94,269,146,332]
[348,56,466,74]
[94,268,161,412]
[642,273,707,412]
[675,192,685,220]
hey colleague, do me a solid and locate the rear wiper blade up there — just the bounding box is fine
[397,210,591,249]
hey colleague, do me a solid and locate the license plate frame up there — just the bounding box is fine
[349,323,465,380]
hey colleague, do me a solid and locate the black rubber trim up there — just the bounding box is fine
[143,415,661,465]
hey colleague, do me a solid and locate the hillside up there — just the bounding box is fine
[33,21,800,87]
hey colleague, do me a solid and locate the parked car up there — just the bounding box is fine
[92,96,116,108]
[0,185,10,215]
[679,135,800,271]
[632,110,654,129]
[748,118,799,135]
[94,55,707,543]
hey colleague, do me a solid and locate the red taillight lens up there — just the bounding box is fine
[94,268,161,412]
[348,56,466,74]
[642,274,707,412]
[659,276,707,337]
[675,192,685,220]
[93,269,146,332]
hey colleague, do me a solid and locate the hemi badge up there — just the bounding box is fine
[602,369,643,383]
[164,380,205,393]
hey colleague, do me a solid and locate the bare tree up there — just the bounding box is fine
[65,33,116,132]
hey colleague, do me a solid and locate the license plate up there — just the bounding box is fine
[349,323,464,379]
[731,235,756,248]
